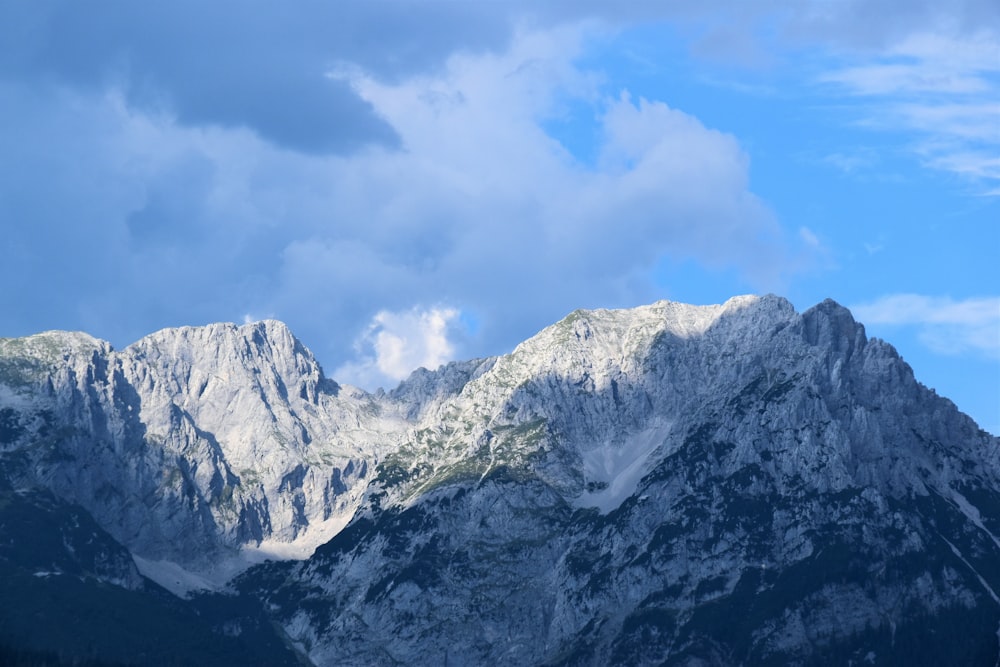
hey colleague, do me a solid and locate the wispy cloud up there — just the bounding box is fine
[798,227,821,248]
[852,294,1000,357]
[821,149,878,175]
[819,29,1000,193]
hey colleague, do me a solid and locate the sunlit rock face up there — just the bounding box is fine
[0,320,389,590]
[2,296,999,665]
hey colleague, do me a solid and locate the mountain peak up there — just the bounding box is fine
[0,329,111,359]
[3,295,1000,664]
[127,318,300,354]
[237,318,297,343]
[556,293,796,341]
[799,296,865,355]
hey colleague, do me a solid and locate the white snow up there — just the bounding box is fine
[575,421,673,513]
[133,511,356,597]
[242,512,354,562]
[132,555,229,597]
[947,488,1000,552]
[939,534,1000,605]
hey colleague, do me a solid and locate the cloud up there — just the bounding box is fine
[335,307,461,389]
[260,26,812,359]
[852,294,1000,357]
[820,29,999,96]
[6,0,987,155]
[779,0,999,51]
[818,28,1000,192]
[4,0,993,173]
[0,1,525,154]
[0,23,816,380]
[821,149,879,175]
[798,227,821,248]
[0,1,994,438]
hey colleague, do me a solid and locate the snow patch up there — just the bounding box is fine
[575,421,673,513]
[948,488,1000,552]
[133,512,356,597]
[132,555,230,597]
[242,512,354,563]
[939,534,1000,605]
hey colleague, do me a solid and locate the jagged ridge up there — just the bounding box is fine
[2,295,999,665]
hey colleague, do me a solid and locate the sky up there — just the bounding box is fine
[1,1,997,433]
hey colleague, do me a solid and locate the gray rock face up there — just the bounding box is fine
[2,295,999,665]
[240,296,1000,665]
[0,321,388,589]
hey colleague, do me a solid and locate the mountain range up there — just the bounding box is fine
[1,295,998,665]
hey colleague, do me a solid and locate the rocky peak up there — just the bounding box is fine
[236,298,1000,666]
[0,320,383,593]
[119,320,335,437]
[2,296,997,616]
[122,319,331,400]
[389,357,498,420]
[0,331,113,395]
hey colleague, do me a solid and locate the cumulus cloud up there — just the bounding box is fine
[259,26,806,364]
[16,2,993,384]
[0,21,820,378]
[7,0,991,157]
[852,294,1000,357]
[0,3,416,154]
[335,307,461,389]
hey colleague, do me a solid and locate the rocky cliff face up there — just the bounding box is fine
[2,295,998,665]
[0,320,389,589]
[233,295,1000,665]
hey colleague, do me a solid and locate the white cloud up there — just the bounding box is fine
[852,294,1000,326]
[798,227,821,248]
[852,294,1000,357]
[819,29,1000,192]
[821,149,878,175]
[0,23,819,375]
[335,307,461,389]
[242,312,275,325]
[821,61,990,97]
[266,26,808,360]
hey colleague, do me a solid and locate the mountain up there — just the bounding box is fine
[2,295,998,665]
[0,475,298,666]
[0,321,383,592]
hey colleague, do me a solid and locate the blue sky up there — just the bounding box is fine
[1,2,997,433]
